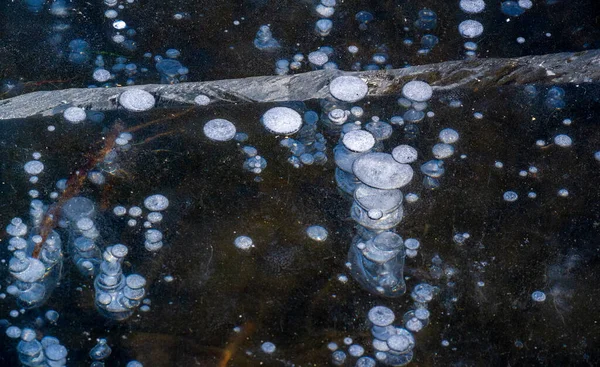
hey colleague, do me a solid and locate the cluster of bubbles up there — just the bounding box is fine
[457,1,484,57]
[199,114,270,180]
[279,111,328,168]
[545,86,566,110]
[501,0,534,17]
[312,0,337,37]
[413,9,440,55]
[325,77,434,298]
[6,327,68,367]
[254,25,280,51]
[261,106,329,168]
[102,0,138,52]
[328,337,371,366]
[87,337,142,366]
[365,290,437,367]
[0,103,178,363]
[499,84,576,203]
[421,127,460,189]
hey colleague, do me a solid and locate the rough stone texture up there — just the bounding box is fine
[0,50,598,120]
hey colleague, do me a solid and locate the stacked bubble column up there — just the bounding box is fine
[334,129,376,197]
[332,125,415,297]
[94,244,147,320]
[6,210,64,309]
[348,183,407,297]
[61,197,103,276]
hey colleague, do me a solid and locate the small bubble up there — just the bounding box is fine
[234,236,253,250]
[306,225,328,242]
[531,290,546,302]
[261,341,276,354]
[503,191,518,202]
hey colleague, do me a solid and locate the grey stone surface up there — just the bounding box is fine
[0,50,598,120]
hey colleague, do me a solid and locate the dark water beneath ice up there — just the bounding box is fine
[1,0,600,366]
[0,84,599,366]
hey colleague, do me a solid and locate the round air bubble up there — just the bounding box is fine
[119,89,155,112]
[194,94,211,106]
[165,49,181,58]
[354,184,403,213]
[63,107,87,123]
[342,130,375,152]
[460,0,486,14]
[356,357,376,367]
[392,145,418,163]
[439,128,459,144]
[329,76,368,103]
[45,344,68,361]
[76,218,94,231]
[501,1,525,16]
[315,19,333,36]
[93,69,111,82]
[145,241,163,251]
[203,119,237,142]
[368,306,395,326]
[145,229,163,243]
[21,328,36,342]
[126,274,146,289]
[503,191,518,202]
[531,291,546,302]
[366,121,393,140]
[113,206,127,216]
[156,59,183,77]
[306,225,328,242]
[403,109,425,123]
[415,308,430,320]
[261,107,303,135]
[316,4,335,18]
[6,326,21,339]
[458,20,484,38]
[113,20,126,29]
[308,51,328,66]
[104,9,118,18]
[332,350,347,365]
[404,238,420,250]
[128,206,142,217]
[261,342,276,354]
[24,161,44,175]
[353,153,414,189]
[432,143,454,159]
[518,0,533,9]
[234,236,253,250]
[147,212,163,223]
[554,134,572,147]
[405,317,423,332]
[402,81,432,102]
[10,256,45,282]
[387,334,410,352]
[144,194,169,211]
[348,344,364,357]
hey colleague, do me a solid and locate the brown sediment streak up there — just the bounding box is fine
[32,120,124,258]
[125,107,194,133]
[218,321,256,367]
